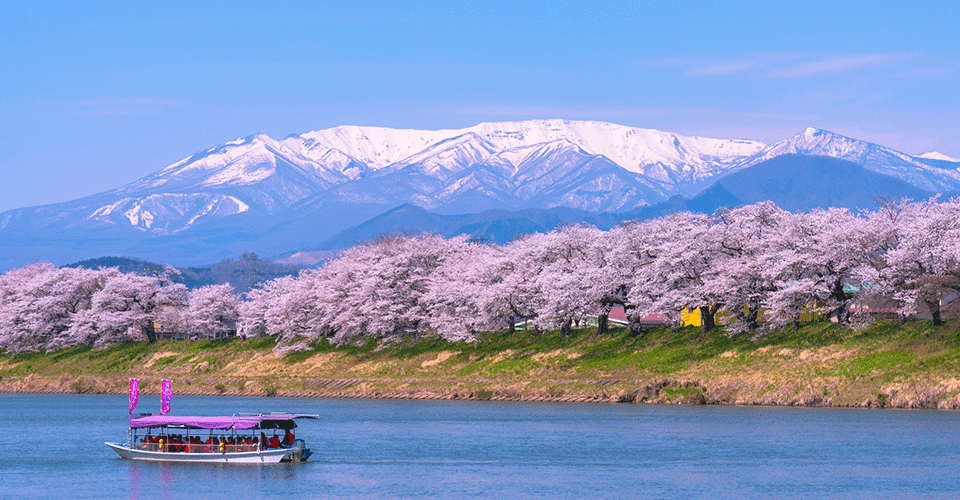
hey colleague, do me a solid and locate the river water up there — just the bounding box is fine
[1,394,958,499]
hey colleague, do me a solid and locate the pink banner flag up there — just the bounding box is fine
[128,378,139,415]
[160,379,172,415]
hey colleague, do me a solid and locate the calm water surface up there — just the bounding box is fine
[1,394,958,499]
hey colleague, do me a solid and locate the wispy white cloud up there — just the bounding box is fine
[766,53,915,78]
[686,53,798,76]
[683,52,918,79]
[891,61,960,79]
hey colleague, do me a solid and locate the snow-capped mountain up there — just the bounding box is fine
[40,119,770,236]
[2,119,959,270]
[739,128,960,193]
[918,151,960,163]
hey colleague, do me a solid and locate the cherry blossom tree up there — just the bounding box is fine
[529,225,621,337]
[0,263,114,353]
[605,220,665,335]
[332,233,466,340]
[64,268,187,347]
[875,197,960,325]
[761,210,829,331]
[242,233,476,346]
[705,202,786,334]
[532,226,592,337]
[0,263,67,353]
[581,227,630,335]
[626,212,721,336]
[802,208,883,325]
[423,241,500,341]
[238,274,301,339]
[184,284,240,339]
[476,233,554,335]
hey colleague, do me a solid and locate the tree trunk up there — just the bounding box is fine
[560,318,573,339]
[628,315,646,337]
[143,321,157,343]
[830,279,851,325]
[925,298,943,327]
[596,312,609,336]
[737,302,761,332]
[699,304,719,337]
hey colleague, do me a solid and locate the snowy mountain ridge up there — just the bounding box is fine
[129,120,766,195]
[284,119,767,188]
[919,151,960,163]
[740,127,960,192]
[85,119,776,230]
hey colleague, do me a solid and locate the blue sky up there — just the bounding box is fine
[2,0,959,213]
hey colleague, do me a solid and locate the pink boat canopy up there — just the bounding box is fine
[128,413,317,430]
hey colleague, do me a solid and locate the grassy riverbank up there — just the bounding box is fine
[3,319,960,408]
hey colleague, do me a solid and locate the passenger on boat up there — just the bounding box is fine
[261,432,268,449]
[269,433,280,448]
[281,430,295,446]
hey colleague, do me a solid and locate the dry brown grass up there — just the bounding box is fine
[420,351,458,368]
[143,351,179,368]
[4,320,960,409]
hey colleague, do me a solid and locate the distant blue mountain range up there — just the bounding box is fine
[298,154,942,260]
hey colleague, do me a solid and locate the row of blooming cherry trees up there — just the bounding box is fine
[239,198,960,351]
[1,199,958,354]
[0,264,239,354]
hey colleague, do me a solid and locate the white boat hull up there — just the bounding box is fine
[105,442,306,464]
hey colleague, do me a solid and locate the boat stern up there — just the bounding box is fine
[280,439,311,463]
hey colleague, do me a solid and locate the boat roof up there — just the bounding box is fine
[129,412,318,430]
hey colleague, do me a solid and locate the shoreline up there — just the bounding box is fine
[0,373,946,409]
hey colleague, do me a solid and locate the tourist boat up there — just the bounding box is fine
[105,412,318,464]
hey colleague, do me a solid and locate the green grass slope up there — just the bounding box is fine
[2,320,960,408]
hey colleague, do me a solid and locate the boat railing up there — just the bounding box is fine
[132,441,285,454]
